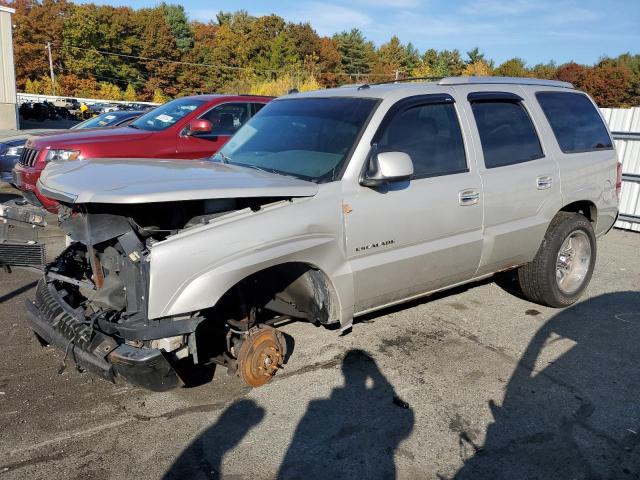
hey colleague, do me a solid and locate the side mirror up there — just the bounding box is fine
[186,119,213,136]
[361,151,413,187]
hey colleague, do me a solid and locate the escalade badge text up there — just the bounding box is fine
[355,240,395,252]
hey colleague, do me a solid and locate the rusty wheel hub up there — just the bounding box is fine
[237,326,285,387]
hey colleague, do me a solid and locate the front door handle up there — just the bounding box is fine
[536,175,553,190]
[459,189,480,206]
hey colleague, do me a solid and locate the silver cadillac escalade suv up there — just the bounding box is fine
[26,77,620,391]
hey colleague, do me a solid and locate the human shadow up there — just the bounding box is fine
[163,399,265,480]
[278,349,414,479]
[164,349,413,479]
[454,291,640,479]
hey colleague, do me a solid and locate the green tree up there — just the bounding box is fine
[333,29,372,77]
[530,62,557,79]
[494,58,528,77]
[161,3,193,53]
[375,36,419,77]
[466,47,485,65]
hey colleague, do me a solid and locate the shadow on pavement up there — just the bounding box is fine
[162,399,265,480]
[163,349,414,479]
[0,280,38,303]
[454,292,640,479]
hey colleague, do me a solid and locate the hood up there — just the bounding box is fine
[38,158,319,204]
[27,126,152,149]
[0,129,61,144]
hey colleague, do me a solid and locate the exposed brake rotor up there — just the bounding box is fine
[237,325,286,387]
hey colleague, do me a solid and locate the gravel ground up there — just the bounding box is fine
[0,200,638,479]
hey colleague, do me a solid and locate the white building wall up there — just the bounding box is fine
[0,5,17,130]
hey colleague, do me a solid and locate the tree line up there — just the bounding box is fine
[3,0,640,107]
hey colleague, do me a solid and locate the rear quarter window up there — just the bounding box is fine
[535,92,612,153]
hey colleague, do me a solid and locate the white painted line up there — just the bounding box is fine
[5,418,133,457]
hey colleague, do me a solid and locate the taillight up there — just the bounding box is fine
[616,162,623,198]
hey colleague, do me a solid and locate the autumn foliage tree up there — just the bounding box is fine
[2,1,639,107]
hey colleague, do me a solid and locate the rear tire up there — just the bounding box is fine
[517,212,596,308]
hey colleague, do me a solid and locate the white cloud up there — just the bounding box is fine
[353,0,423,7]
[461,0,546,16]
[285,2,373,35]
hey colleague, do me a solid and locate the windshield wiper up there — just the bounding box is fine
[128,124,140,129]
[215,151,232,164]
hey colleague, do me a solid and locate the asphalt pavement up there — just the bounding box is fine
[0,210,639,479]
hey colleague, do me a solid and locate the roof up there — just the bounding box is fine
[281,76,574,102]
[0,6,16,14]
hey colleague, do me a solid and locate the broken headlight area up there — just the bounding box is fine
[25,197,317,390]
[25,203,219,391]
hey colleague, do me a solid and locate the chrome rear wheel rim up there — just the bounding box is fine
[556,230,591,295]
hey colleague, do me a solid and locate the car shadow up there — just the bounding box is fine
[163,349,414,479]
[452,291,640,479]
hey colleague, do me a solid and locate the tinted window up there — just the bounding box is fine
[471,101,543,168]
[201,102,251,135]
[130,97,205,131]
[377,102,467,178]
[217,97,377,182]
[253,103,267,115]
[536,92,612,153]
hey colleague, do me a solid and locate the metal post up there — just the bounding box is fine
[46,41,55,96]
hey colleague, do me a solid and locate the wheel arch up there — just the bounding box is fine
[559,200,597,226]
[204,261,343,325]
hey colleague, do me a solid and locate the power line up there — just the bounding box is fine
[66,45,282,74]
[64,45,394,78]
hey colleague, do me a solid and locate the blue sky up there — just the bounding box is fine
[83,0,640,65]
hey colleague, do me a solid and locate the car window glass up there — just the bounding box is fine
[471,101,543,168]
[201,103,251,135]
[218,97,378,182]
[130,98,205,131]
[536,92,612,153]
[253,103,267,115]
[377,102,467,178]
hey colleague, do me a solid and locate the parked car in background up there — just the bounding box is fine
[25,77,619,391]
[0,111,144,184]
[12,94,272,210]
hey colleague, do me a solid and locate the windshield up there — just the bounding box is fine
[130,98,206,131]
[72,112,131,129]
[217,97,378,182]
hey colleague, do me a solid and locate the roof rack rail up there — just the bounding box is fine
[437,76,574,89]
[355,76,444,90]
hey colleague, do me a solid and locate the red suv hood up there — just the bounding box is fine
[27,126,153,149]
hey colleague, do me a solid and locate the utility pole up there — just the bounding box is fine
[46,42,56,96]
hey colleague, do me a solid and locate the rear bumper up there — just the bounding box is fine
[26,279,180,391]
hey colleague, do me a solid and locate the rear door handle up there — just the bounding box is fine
[458,189,480,206]
[536,175,553,190]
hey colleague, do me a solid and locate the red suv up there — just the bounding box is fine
[12,95,272,211]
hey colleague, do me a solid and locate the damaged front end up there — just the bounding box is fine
[25,202,217,391]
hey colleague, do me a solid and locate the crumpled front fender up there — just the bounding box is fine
[147,184,353,325]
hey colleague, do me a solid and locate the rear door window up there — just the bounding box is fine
[470,99,544,168]
[536,92,612,153]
